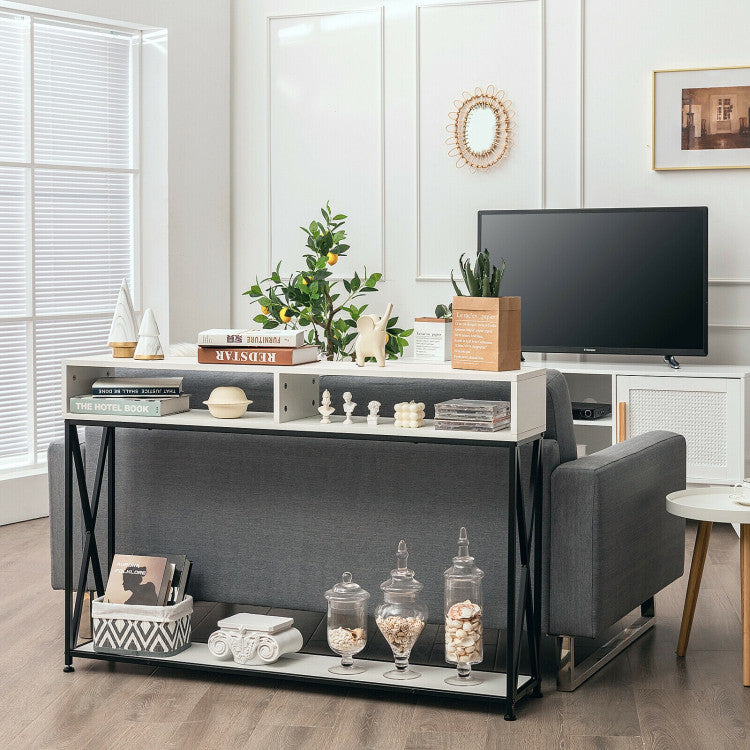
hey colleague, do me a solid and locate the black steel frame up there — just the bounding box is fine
[63,417,543,720]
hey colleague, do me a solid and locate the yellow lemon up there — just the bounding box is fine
[279,308,292,323]
[326,252,338,266]
[385,333,389,343]
[260,305,269,315]
[301,277,308,286]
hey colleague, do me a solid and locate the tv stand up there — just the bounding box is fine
[663,355,680,369]
[543,360,750,485]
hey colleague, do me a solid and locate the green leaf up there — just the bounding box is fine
[451,269,464,297]
[332,214,347,220]
[350,274,361,292]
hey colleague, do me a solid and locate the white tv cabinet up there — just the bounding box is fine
[545,361,750,485]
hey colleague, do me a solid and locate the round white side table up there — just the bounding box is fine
[666,487,750,686]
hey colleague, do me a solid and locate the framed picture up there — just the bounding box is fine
[652,66,750,170]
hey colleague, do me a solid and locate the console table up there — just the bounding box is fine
[61,356,547,720]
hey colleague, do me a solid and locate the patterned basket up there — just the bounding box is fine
[91,595,193,657]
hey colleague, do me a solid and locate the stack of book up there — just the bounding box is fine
[434,398,511,432]
[104,553,192,606]
[69,377,190,417]
[197,329,319,366]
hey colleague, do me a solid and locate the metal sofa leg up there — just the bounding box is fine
[556,597,655,691]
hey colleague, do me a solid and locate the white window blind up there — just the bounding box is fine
[0,12,139,470]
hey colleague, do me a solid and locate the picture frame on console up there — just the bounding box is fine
[653,65,750,170]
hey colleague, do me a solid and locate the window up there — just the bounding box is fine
[716,97,733,121]
[0,11,139,470]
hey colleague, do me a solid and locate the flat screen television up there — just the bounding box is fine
[478,207,708,358]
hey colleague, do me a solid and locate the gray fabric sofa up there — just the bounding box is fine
[47,368,686,686]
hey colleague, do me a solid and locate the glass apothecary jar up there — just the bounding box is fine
[375,540,427,680]
[444,526,484,685]
[325,571,370,675]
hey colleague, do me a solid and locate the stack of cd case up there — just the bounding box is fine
[434,398,511,432]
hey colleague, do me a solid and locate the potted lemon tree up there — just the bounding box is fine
[450,250,521,371]
[243,203,412,361]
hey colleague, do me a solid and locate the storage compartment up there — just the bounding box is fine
[91,595,193,657]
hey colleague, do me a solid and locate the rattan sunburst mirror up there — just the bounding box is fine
[446,85,514,171]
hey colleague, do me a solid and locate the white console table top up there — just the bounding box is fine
[62,355,545,383]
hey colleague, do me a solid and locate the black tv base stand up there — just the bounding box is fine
[663,355,680,369]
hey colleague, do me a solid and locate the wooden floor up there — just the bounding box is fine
[2,519,749,750]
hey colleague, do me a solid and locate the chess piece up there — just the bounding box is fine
[342,392,357,425]
[318,389,335,424]
[367,400,381,425]
[134,308,165,360]
[108,279,138,357]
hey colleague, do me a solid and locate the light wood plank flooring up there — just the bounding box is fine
[1,518,749,749]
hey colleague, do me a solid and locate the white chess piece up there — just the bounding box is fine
[342,392,357,425]
[367,400,381,425]
[134,308,165,360]
[318,389,335,424]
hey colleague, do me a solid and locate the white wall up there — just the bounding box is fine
[231,0,750,367]
[17,0,231,344]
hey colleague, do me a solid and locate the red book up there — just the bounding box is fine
[197,345,319,366]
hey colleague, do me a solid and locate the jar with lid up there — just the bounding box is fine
[375,540,427,680]
[325,571,370,675]
[443,526,484,685]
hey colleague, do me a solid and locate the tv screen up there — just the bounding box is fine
[478,207,708,356]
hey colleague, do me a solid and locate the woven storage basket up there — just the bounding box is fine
[91,595,193,657]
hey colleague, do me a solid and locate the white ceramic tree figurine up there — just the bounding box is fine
[108,279,138,358]
[134,308,165,360]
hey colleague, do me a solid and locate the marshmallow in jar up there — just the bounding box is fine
[393,401,426,428]
[443,526,484,686]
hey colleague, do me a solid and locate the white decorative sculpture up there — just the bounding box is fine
[342,392,356,425]
[134,308,165,360]
[318,389,335,424]
[355,302,393,367]
[108,279,138,358]
[367,400,381,425]
[394,401,426,428]
[207,613,303,666]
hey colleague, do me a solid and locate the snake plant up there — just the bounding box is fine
[451,249,506,297]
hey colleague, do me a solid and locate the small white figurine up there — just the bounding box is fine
[355,302,393,367]
[318,389,335,424]
[367,400,381,426]
[394,401,426,428]
[134,308,165,360]
[107,279,138,358]
[342,392,357,425]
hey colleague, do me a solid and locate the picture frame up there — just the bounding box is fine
[652,65,750,170]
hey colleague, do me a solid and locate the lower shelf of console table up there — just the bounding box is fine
[71,643,533,703]
[71,604,537,705]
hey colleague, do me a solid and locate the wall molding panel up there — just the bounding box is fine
[415,0,546,281]
[266,7,386,279]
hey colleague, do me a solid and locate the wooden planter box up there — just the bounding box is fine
[451,296,521,372]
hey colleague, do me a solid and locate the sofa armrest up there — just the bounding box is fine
[48,434,90,591]
[548,430,686,638]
